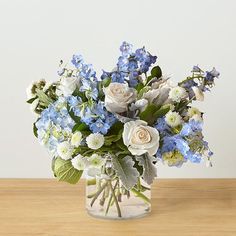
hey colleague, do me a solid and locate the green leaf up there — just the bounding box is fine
[116,139,128,151]
[72,88,87,102]
[136,154,157,185]
[153,105,171,119]
[111,155,139,190]
[151,66,162,78]
[108,121,123,135]
[53,157,83,184]
[135,83,145,92]
[102,77,111,87]
[104,131,122,146]
[33,122,38,138]
[26,97,37,104]
[67,104,81,123]
[72,123,89,133]
[139,104,161,125]
[35,88,53,106]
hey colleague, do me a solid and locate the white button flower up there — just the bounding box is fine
[165,111,182,127]
[123,120,160,156]
[71,154,87,170]
[168,86,188,102]
[57,141,73,160]
[187,107,201,118]
[71,131,83,147]
[86,133,104,150]
[103,82,137,113]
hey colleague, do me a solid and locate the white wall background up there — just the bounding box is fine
[0,0,235,178]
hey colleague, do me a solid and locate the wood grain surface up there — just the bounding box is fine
[0,179,235,236]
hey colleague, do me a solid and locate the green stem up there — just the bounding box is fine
[90,181,108,207]
[105,179,119,215]
[108,181,122,218]
[87,179,96,186]
[131,188,151,204]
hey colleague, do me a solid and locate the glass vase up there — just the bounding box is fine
[86,176,151,220]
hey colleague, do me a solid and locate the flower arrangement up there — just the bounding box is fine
[27,42,219,219]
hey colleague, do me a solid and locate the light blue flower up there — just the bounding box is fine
[71,54,84,68]
[119,41,133,56]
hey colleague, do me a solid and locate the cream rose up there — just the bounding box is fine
[123,120,160,156]
[103,82,137,113]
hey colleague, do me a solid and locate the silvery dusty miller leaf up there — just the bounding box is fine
[111,155,139,190]
[136,154,157,185]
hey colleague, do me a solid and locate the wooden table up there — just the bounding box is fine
[0,179,235,236]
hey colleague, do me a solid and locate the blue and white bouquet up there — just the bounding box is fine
[27,42,219,218]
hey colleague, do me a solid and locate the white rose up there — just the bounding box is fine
[57,77,78,96]
[165,111,182,127]
[168,86,188,102]
[123,120,160,156]
[192,86,204,101]
[57,141,73,160]
[103,82,137,113]
[86,133,104,150]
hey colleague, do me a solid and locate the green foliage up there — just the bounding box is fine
[33,122,38,138]
[26,97,37,104]
[35,88,53,106]
[53,157,83,184]
[151,66,162,78]
[104,131,122,146]
[67,104,81,123]
[139,104,161,125]
[153,105,171,119]
[72,88,87,102]
[108,121,123,135]
[102,77,111,87]
[111,155,139,190]
[72,122,89,133]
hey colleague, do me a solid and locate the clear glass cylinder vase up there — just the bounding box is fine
[86,176,151,220]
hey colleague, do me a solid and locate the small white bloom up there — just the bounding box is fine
[57,141,73,160]
[86,133,104,150]
[103,82,137,113]
[123,120,160,156]
[165,111,182,127]
[71,154,87,170]
[168,86,188,102]
[71,131,83,147]
[192,86,204,101]
[190,114,203,122]
[187,107,201,118]
[88,154,105,168]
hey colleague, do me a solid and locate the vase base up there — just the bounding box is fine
[86,206,151,220]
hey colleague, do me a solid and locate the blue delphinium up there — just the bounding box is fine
[101,41,157,87]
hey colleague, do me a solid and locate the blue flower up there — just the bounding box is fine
[111,71,126,83]
[89,118,110,134]
[119,41,133,56]
[71,54,84,68]
[186,151,202,163]
[80,79,98,100]
[181,120,203,136]
[80,64,96,79]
